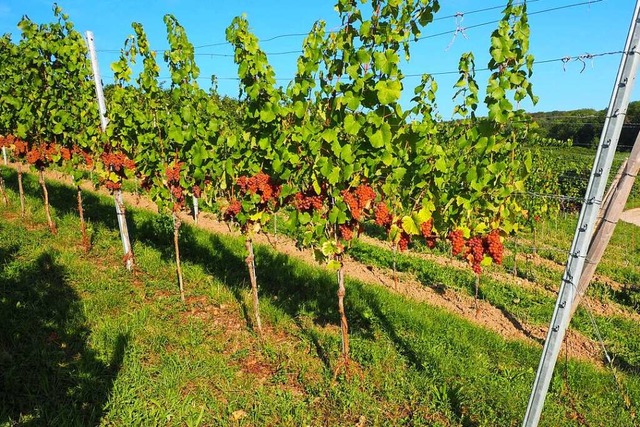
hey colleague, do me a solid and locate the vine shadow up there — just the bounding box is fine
[0,248,128,425]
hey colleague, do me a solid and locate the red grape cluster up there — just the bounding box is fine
[165,161,183,184]
[14,139,27,156]
[341,184,375,221]
[237,172,281,204]
[26,148,42,165]
[72,145,93,167]
[420,218,437,248]
[374,202,392,227]
[447,229,465,256]
[293,189,324,213]
[224,198,242,220]
[106,181,122,191]
[1,135,28,158]
[60,147,71,161]
[99,151,136,191]
[447,228,504,274]
[24,142,61,168]
[165,161,186,211]
[484,229,503,265]
[0,135,16,150]
[338,223,355,241]
[467,236,485,274]
[398,232,410,251]
[100,152,135,172]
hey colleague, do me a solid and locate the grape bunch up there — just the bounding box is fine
[72,145,93,167]
[165,161,186,211]
[447,228,504,274]
[467,236,485,274]
[99,151,136,191]
[237,172,281,204]
[26,148,42,165]
[447,229,465,256]
[100,151,135,172]
[420,218,437,249]
[293,189,324,213]
[341,184,375,221]
[165,161,183,183]
[374,202,392,227]
[224,198,242,220]
[13,138,27,156]
[1,135,27,157]
[484,229,503,265]
[398,231,411,251]
[338,223,355,241]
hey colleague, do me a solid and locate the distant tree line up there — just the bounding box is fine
[530,100,640,149]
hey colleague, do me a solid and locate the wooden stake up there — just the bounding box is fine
[39,169,57,234]
[77,186,90,252]
[571,134,640,316]
[245,236,262,334]
[17,163,25,218]
[337,258,350,359]
[0,174,8,206]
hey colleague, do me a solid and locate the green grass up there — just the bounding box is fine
[349,226,640,376]
[1,166,640,426]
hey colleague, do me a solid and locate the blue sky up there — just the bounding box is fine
[0,0,638,118]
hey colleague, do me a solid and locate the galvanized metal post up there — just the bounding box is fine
[522,3,640,426]
[85,30,134,271]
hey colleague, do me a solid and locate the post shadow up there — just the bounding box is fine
[0,249,128,425]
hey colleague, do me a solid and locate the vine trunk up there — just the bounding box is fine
[17,164,25,217]
[173,212,185,303]
[245,236,262,335]
[77,186,89,252]
[337,259,350,359]
[39,169,56,234]
[0,174,8,206]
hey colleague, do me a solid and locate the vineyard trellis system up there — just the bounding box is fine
[1,0,632,424]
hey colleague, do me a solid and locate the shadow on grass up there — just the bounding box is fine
[2,170,376,367]
[6,168,640,379]
[6,170,636,367]
[0,247,128,425]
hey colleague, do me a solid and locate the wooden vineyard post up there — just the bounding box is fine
[17,163,25,217]
[336,258,350,359]
[77,186,90,252]
[38,169,57,234]
[86,30,134,270]
[0,146,6,206]
[244,236,263,335]
[570,133,640,316]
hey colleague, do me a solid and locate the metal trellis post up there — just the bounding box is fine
[522,2,640,426]
[85,30,134,271]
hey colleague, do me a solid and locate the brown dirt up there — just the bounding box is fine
[620,208,640,227]
[4,164,618,365]
[360,235,640,323]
